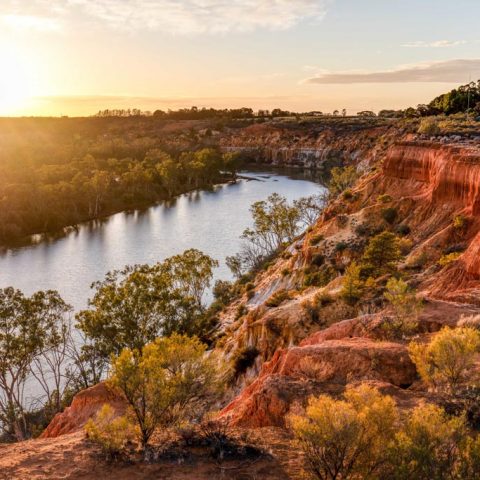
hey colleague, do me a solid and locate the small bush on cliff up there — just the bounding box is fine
[109,334,224,448]
[381,278,421,340]
[290,384,398,480]
[265,289,291,307]
[381,207,398,225]
[409,327,480,395]
[418,117,440,135]
[341,261,364,305]
[85,404,137,460]
[328,166,359,196]
[439,252,462,267]
[232,346,260,376]
[361,231,402,277]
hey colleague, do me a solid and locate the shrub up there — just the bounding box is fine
[213,280,235,305]
[304,265,335,288]
[341,261,364,305]
[377,194,393,204]
[389,403,467,479]
[281,267,291,276]
[398,238,413,255]
[265,289,291,307]
[85,404,137,460]
[290,384,398,480]
[361,231,402,277]
[335,241,348,252]
[110,334,224,448]
[409,327,480,394]
[418,117,440,135]
[381,278,421,340]
[439,252,462,267]
[396,224,411,236]
[232,346,260,375]
[329,166,359,196]
[311,254,325,267]
[310,233,324,246]
[245,282,255,291]
[381,207,398,224]
[343,189,354,200]
[235,304,247,319]
[246,289,255,300]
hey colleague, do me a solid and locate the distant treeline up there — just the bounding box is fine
[0,118,243,244]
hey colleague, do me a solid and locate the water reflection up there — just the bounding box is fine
[0,169,325,310]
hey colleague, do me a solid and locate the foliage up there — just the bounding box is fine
[341,262,364,305]
[304,265,336,288]
[290,384,398,480]
[409,327,480,394]
[438,252,462,267]
[85,404,137,460]
[382,278,421,339]
[227,193,308,275]
[377,194,393,204]
[388,403,467,480]
[109,334,224,448]
[381,207,398,224]
[265,290,291,307]
[427,80,480,115]
[328,166,359,196]
[361,231,402,277]
[0,118,232,244]
[77,249,218,360]
[417,117,441,135]
[293,194,327,226]
[232,346,260,375]
[0,288,73,441]
[212,280,235,305]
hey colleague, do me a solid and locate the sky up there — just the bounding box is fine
[1,0,480,116]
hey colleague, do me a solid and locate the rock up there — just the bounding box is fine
[41,383,126,438]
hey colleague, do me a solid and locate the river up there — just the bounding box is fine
[0,169,325,310]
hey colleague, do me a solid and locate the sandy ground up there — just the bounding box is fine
[0,429,300,480]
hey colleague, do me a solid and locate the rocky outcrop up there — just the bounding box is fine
[41,383,126,438]
[221,330,417,427]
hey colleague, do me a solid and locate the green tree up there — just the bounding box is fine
[290,384,398,480]
[382,278,421,339]
[389,404,467,480]
[329,166,359,196]
[0,288,72,441]
[341,261,364,305]
[361,231,402,277]
[77,250,218,360]
[409,327,480,394]
[109,334,224,448]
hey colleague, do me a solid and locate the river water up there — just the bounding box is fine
[0,169,325,311]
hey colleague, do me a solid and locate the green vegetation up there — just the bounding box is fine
[382,278,421,339]
[291,384,480,480]
[381,207,398,224]
[341,261,364,305]
[361,231,402,277]
[227,193,324,277]
[328,166,359,197]
[85,404,137,460]
[0,118,246,245]
[265,289,291,307]
[232,346,260,375]
[439,252,462,267]
[110,334,224,448]
[0,288,72,441]
[409,327,480,394]
[77,249,218,363]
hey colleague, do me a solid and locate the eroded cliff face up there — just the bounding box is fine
[220,121,398,169]
[218,137,480,427]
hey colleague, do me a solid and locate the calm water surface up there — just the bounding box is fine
[0,170,324,310]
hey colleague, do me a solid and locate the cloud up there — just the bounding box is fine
[304,59,480,84]
[402,40,467,48]
[0,0,331,34]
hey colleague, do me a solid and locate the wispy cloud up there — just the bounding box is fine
[402,40,467,48]
[0,0,331,34]
[303,59,480,84]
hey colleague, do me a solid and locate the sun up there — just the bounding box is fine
[0,49,34,115]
